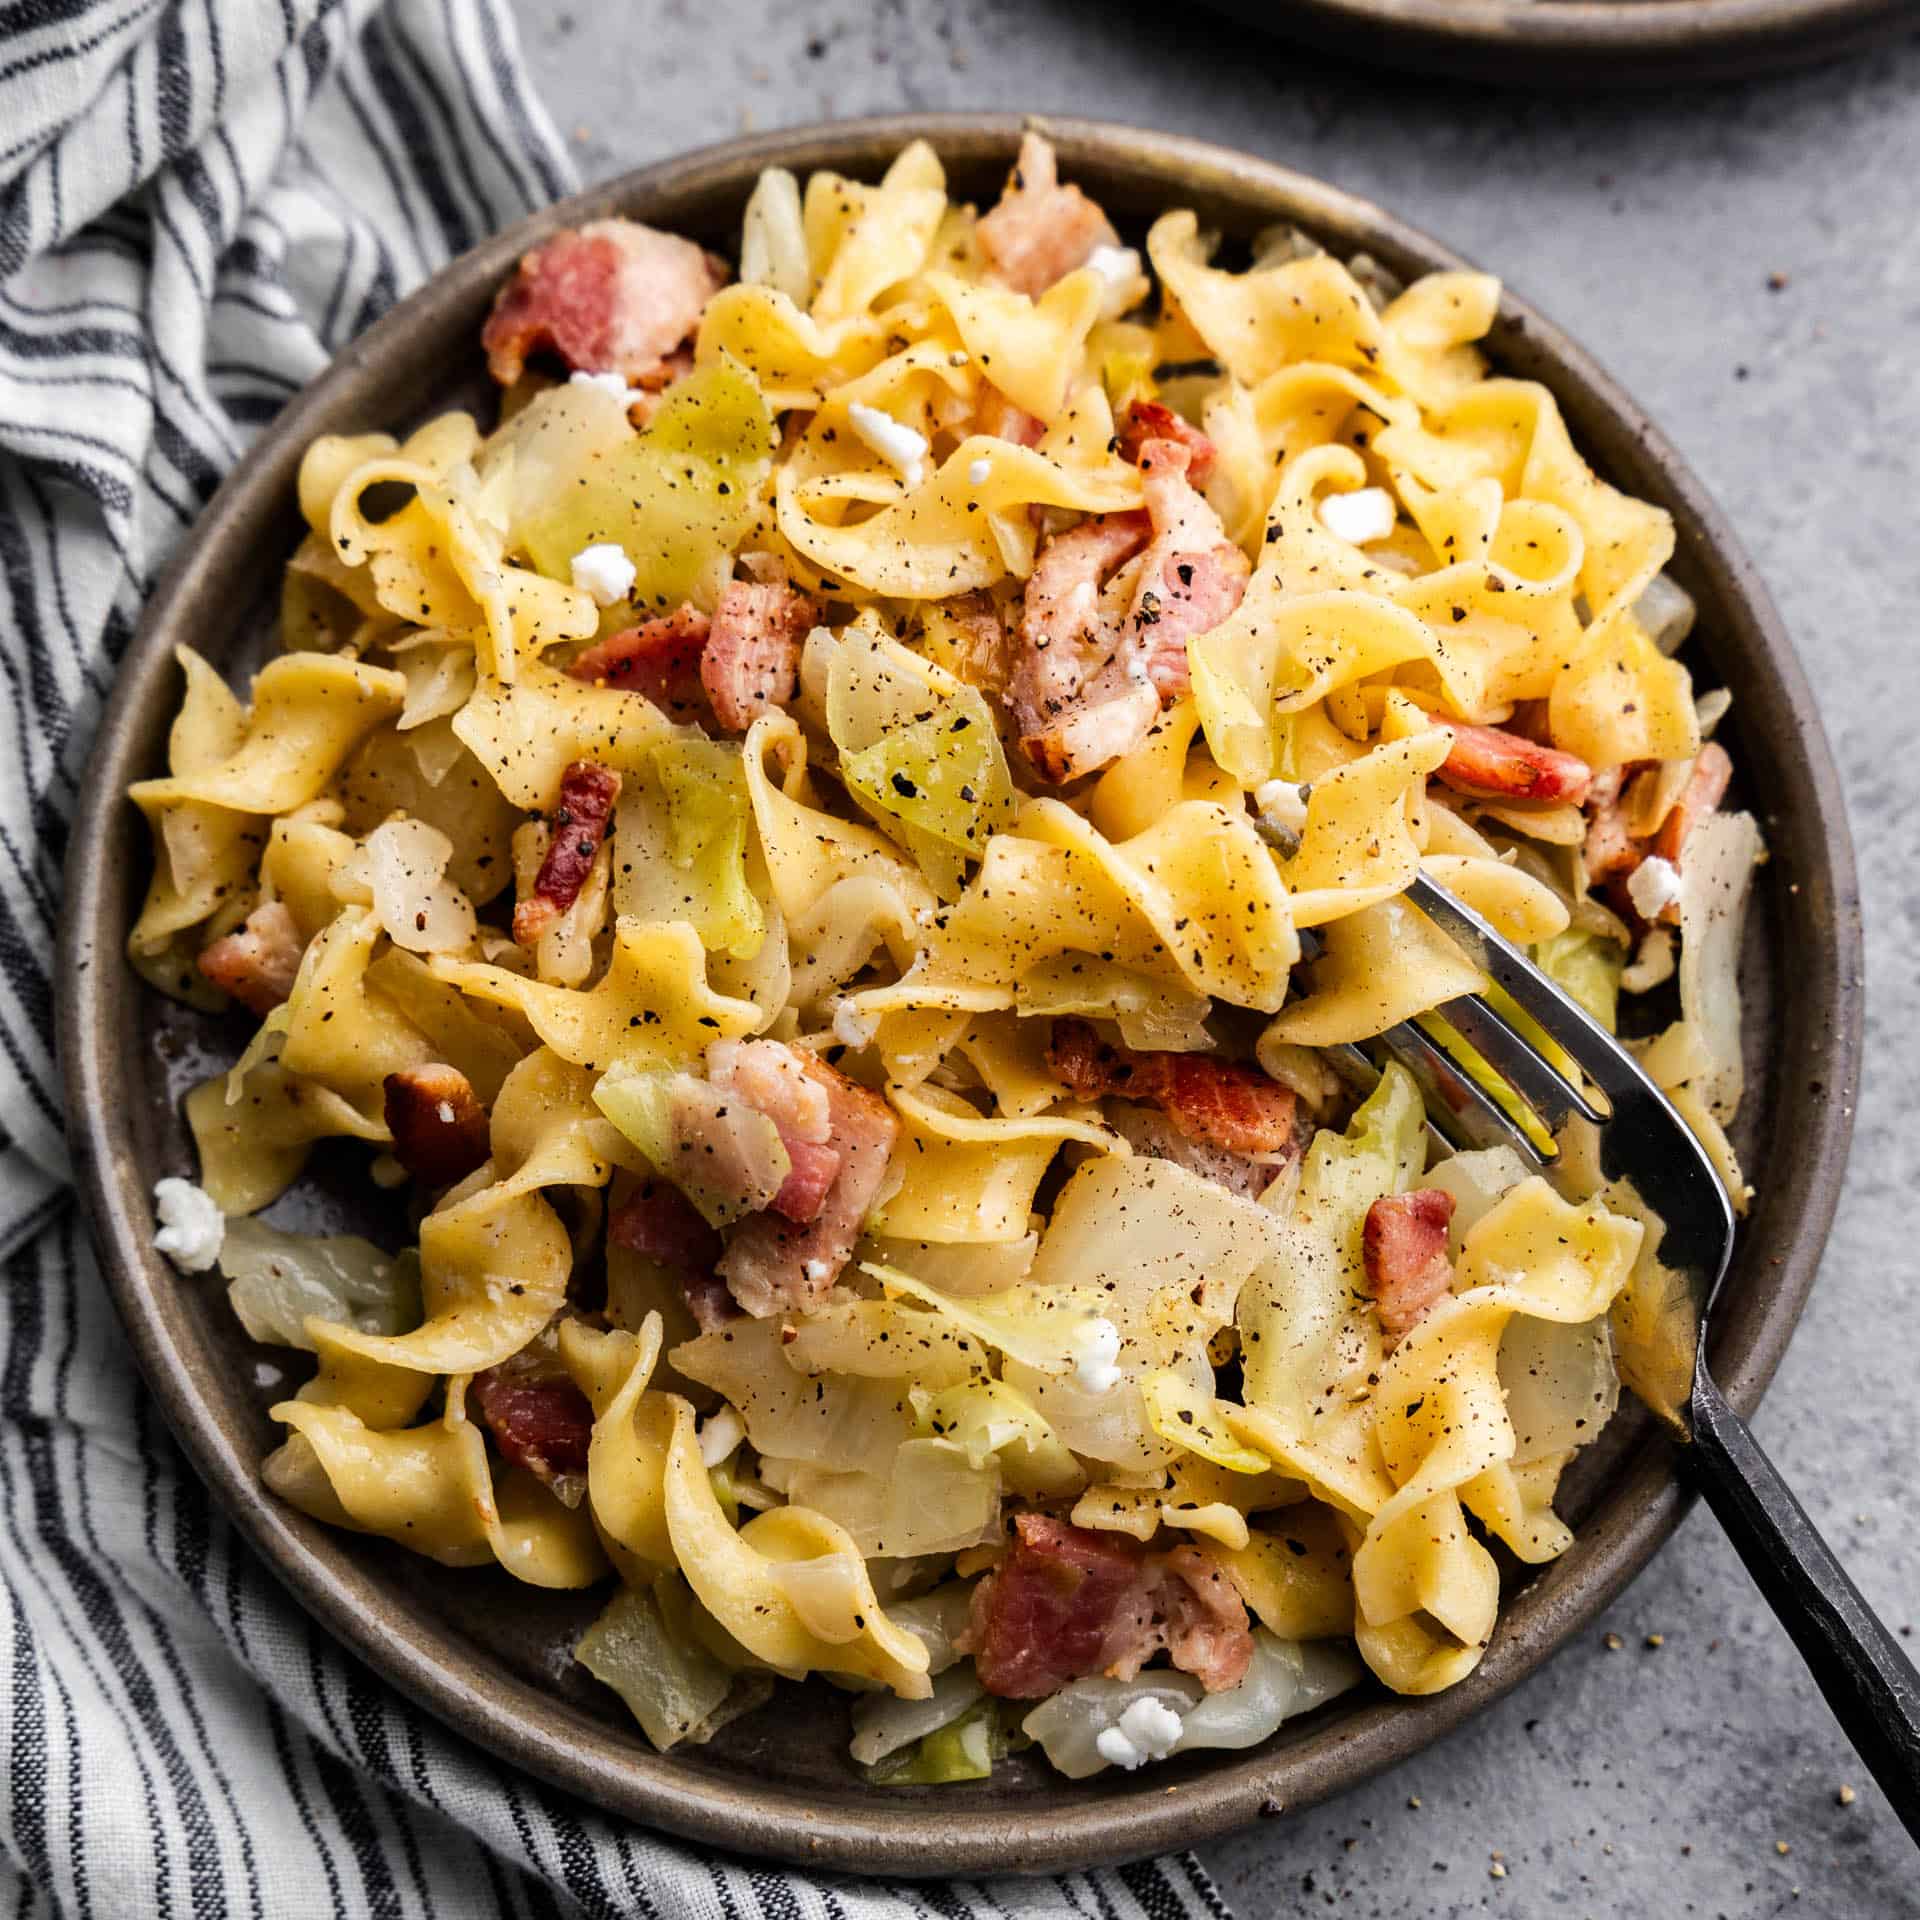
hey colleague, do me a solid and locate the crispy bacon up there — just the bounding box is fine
[976,131,1120,298]
[1160,1545,1255,1693]
[1428,714,1593,808]
[708,1038,843,1227]
[1130,436,1249,701]
[382,1064,491,1189]
[566,604,712,721]
[197,900,304,1017]
[481,218,727,388]
[963,1515,1255,1700]
[513,760,621,947]
[718,1054,897,1318]
[1362,1189,1456,1343]
[1118,400,1217,486]
[1051,1019,1298,1157]
[1106,1104,1284,1200]
[1007,509,1155,781]
[471,1345,594,1495]
[1651,741,1732,865]
[700,580,819,733]
[1582,764,1640,883]
[609,1177,735,1333]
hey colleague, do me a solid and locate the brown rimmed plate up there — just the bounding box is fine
[1218,0,1913,86]
[57,115,1862,1877]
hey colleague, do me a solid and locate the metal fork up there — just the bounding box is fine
[1337,871,1920,1842]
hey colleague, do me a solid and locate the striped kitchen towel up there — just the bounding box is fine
[0,3,1232,1916]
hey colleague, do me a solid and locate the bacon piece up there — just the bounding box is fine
[718,1054,897,1318]
[963,1515,1254,1700]
[566,604,712,721]
[197,900,304,1017]
[708,1038,843,1227]
[1428,714,1593,808]
[513,760,621,947]
[976,386,1046,449]
[482,219,727,388]
[1051,1019,1298,1157]
[1651,741,1732,865]
[1129,438,1248,702]
[609,1177,736,1333]
[1118,400,1217,486]
[1007,509,1155,782]
[1362,1189,1456,1343]
[1582,764,1641,884]
[471,1345,594,1497]
[976,132,1120,298]
[700,580,820,733]
[1106,1104,1286,1201]
[1160,1545,1255,1693]
[382,1064,491,1189]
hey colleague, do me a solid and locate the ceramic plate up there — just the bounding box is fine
[57,115,1862,1876]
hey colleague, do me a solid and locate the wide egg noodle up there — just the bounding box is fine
[263,1388,606,1589]
[1352,1178,1642,1693]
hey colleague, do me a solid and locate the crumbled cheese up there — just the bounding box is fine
[1254,779,1311,837]
[832,997,878,1051]
[847,402,928,488]
[1071,1315,1123,1394]
[570,542,636,607]
[1094,1696,1185,1770]
[1626,854,1684,923]
[968,457,991,487]
[569,369,632,398]
[1318,486,1398,546]
[803,1257,834,1285]
[152,1178,224,1273]
[436,1100,456,1125]
[697,1404,745,1468]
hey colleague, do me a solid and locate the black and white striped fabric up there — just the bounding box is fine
[0,4,1233,1915]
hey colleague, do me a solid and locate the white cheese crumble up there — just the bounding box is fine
[697,1404,746,1468]
[847,401,928,488]
[1094,1696,1186,1771]
[570,542,636,607]
[802,1257,835,1285]
[1318,486,1398,547]
[1084,243,1144,318]
[1626,854,1685,923]
[569,369,632,398]
[968,456,991,487]
[832,997,878,1050]
[1254,779,1311,837]
[152,1178,224,1273]
[1071,1315,1123,1394]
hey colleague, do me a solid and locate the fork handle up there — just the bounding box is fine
[1687,1364,1920,1843]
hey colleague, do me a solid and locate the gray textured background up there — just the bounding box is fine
[506,6,1919,1912]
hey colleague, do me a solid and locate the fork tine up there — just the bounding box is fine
[1365,1021,1552,1167]
[1435,990,1611,1130]
[1407,870,1640,1101]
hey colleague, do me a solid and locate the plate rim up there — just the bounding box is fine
[1225,0,1912,84]
[56,111,1864,1877]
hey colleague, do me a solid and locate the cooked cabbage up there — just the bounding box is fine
[866,1697,1001,1784]
[1020,1630,1361,1778]
[516,359,776,614]
[219,1217,418,1350]
[1498,1313,1620,1465]
[850,1663,984,1767]
[577,1581,735,1752]
[651,738,765,959]
[779,1439,1000,1557]
[911,1377,1086,1498]
[592,1063,790,1227]
[1530,927,1624,1034]
[1676,809,1764,1123]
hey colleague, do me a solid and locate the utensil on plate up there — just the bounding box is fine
[1331,868,1920,1840]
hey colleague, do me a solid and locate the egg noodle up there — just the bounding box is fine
[129,134,1762,1782]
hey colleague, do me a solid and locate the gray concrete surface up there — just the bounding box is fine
[506,6,1920,1912]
